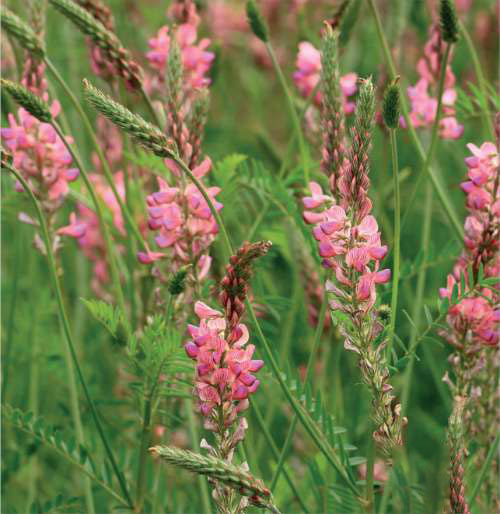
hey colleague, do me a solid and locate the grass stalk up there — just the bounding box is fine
[458,20,494,140]
[51,121,129,331]
[44,57,148,252]
[3,164,134,510]
[388,129,400,351]
[135,389,153,512]
[270,290,328,491]
[366,0,463,241]
[264,42,310,184]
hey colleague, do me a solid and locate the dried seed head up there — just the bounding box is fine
[1,7,45,56]
[83,79,176,157]
[1,79,52,122]
[219,241,272,330]
[246,1,268,43]
[440,0,459,44]
[168,266,190,296]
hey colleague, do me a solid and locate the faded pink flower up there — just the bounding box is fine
[293,41,358,113]
[146,22,214,91]
[406,24,463,139]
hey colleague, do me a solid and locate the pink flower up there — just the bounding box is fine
[141,158,222,281]
[440,140,499,348]
[184,303,263,421]
[146,22,214,91]
[1,104,79,210]
[406,24,463,139]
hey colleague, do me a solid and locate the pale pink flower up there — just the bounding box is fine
[293,41,357,112]
[1,103,79,210]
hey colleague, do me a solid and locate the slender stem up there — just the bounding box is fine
[1,229,22,402]
[468,433,500,509]
[388,129,400,351]
[251,400,310,513]
[135,390,153,512]
[166,154,359,497]
[51,121,129,329]
[366,0,463,241]
[140,85,162,128]
[401,183,432,416]
[365,432,375,512]
[3,165,134,510]
[26,288,41,513]
[271,290,328,491]
[186,400,212,514]
[458,20,494,140]
[265,42,310,184]
[44,57,148,251]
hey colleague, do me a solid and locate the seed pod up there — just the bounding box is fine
[382,80,401,130]
[440,0,459,44]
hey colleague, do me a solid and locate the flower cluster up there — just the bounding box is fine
[294,41,357,114]
[303,78,404,457]
[146,18,214,92]
[405,23,463,139]
[184,241,270,459]
[439,141,499,348]
[1,103,79,213]
[60,171,126,295]
[138,157,222,277]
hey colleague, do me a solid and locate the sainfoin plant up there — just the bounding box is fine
[1,0,499,513]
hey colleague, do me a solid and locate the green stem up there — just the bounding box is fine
[388,129,400,351]
[265,42,310,184]
[271,290,328,491]
[366,0,463,241]
[401,183,432,416]
[186,400,212,514]
[135,391,153,512]
[1,228,22,402]
[26,287,41,513]
[44,57,148,251]
[458,20,495,140]
[251,401,310,513]
[4,164,134,510]
[51,121,129,331]
[167,154,359,498]
[468,433,500,509]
